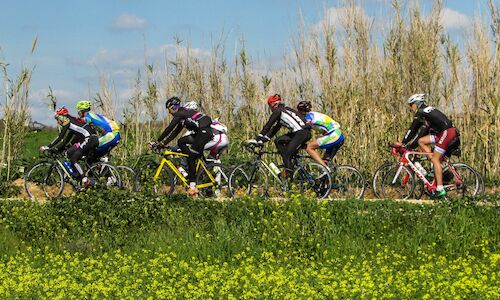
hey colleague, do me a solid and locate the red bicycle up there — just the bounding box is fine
[380,144,483,199]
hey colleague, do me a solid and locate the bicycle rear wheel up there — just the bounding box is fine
[292,162,331,199]
[196,163,230,198]
[446,163,482,198]
[115,165,136,191]
[86,163,121,190]
[380,165,415,200]
[25,162,65,200]
[329,165,366,199]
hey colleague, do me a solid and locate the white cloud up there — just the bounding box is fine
[311,6,373,34]
[112,13,147,30]
[440,8,472,29]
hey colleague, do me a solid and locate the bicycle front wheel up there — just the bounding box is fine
[446,163,482,198]
[229,162,269,198]
[196,163,230,198]
[372,161,394,199]
[292,162,331,199]
[330,165,366,199]
[25,162,65,200]
[380,165,415,200]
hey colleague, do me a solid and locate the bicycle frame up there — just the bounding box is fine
[153,150,216,189]
[392,148,462,192]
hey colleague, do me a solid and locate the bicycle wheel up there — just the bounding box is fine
[196,163,230,198]
[329,165,366,199]
[115,165,136,191]
[292,162,331,199]
[372,161,394,199]
[25,162,65,200]
[380,165,415,200]
[446,163,482,198]
[86,163,121,190]
[134,160,176,195]
[229,162,269,198]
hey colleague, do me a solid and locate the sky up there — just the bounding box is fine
[0,0,491,124]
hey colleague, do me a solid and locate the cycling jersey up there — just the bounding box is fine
[83,112,120,134]
[257,104,309,142]
[48,115,97,148]
[403,105,453,146]
[305,112,340,135]
[158,108,212,145]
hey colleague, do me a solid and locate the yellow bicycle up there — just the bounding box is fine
[133,144,230,197]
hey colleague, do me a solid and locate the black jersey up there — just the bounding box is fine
[403,105,453,146]
[257,104,309,142]
[158,108,212,144]
[48,115,97,148]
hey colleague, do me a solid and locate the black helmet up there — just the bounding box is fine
[165,96,181,109]
[297,100,312,112]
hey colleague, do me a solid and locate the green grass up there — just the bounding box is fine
[0,191,498,298]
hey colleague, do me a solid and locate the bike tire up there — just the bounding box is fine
[87,163,122,190]
[229,162,269,198]
[25,162,65,200]
[134,160,176,195]
[292,162,332,199]
[446,162,482,198]
[371,161,394,199]
[380,164,415,200]
[196,163,230,198]
[115,165,136,191]
[330,165,366,199]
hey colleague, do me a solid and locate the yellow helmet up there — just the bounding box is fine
[76,100,92,111]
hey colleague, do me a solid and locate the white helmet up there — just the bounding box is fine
[407,93,426,106]
[183,101,200,111]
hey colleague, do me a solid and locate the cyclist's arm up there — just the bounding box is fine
[402,113,423,146]
[406,125,429,150]
[257,110,280,142]
[47,122,70,148]
[158,116,183,144]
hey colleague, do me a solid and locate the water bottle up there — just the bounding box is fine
[178,166,188,178]
[63,161,74,175]
[414,162,427,176]
[269,162,280,176]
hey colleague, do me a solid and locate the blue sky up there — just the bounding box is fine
[0,0,489,124]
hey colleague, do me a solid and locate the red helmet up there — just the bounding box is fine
[54,106,69,117]
[267,94,282,108]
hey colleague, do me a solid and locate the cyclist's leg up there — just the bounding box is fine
[281,129,311,171]
[183,129,213,191]
[67,145,83,179]
[322,134,344,163]
[418,135,434,159]
[204,133,228,160]
[433,128,457,194]
[93,132,121,162]
[306,140,325,167]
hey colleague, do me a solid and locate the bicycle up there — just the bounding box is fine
[134,143,230,198]
[229,142,332,199]
[380,144,483,199]
[324,160,366,199]
[24,150,122,200]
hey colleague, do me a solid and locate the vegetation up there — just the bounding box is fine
[0,191,498,298]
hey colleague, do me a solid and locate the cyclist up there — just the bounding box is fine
[75,100,121,162]
[399,93,459,198]
[250,94,311,176]
[155,96,213,196]
[181,101,229,160]
[296,100,344,169]
[39,107,99,187]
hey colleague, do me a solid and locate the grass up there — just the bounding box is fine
[0,191,498,298]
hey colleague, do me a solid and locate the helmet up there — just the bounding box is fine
[76,100,92,111]
[407,94,426,106]
[54,106,69,117]
[297,100,312,112]
[267,94,282,108]
[183,101,199,111]
[165,96,181,109]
